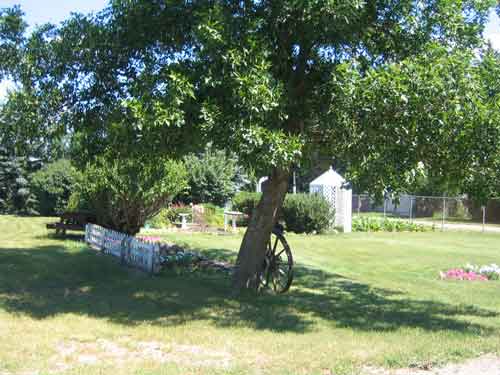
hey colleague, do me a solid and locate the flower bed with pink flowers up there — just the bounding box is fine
[440,269,488,281]
[440,263,500,281]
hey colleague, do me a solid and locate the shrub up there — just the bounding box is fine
[352,216,430,232]
[31,159,82,215]
[202,203,225,226]
[232,192,334,233]
[282,193,334,234]
[147,208,172,229]
[66,190,89,212]
[232,191,261,217]
[75,155,188,235]
[181,144,244,206]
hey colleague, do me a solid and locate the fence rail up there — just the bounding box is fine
[352,194,500,232]
[85,223,161,274]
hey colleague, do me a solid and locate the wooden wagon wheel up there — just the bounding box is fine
[259,226,294,294]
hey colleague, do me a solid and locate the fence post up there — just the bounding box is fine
[120,236,128,266]
[383,198,386,218]
[150,243,160,274]
[482,205,486,233]
[441,197,446,232]
[409,197,413,223]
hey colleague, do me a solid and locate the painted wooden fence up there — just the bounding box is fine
[85,223,161,274]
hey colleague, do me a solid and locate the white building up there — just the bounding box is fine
[385,194,415,217]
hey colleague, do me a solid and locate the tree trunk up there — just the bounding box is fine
[232,168,289,291]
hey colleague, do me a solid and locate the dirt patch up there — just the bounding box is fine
[364,354,500,375]
[50,338,232,372]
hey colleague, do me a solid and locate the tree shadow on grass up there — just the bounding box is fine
[34,233,85,241]
[0,244,497,335]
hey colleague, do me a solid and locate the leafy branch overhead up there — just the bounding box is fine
[325,47,500,200]
[1,1,498,193]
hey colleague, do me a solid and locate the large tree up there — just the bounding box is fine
[144,0,494,290]
[2,1,499,291]
[0,6,70,162]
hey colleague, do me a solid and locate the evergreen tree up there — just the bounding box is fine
[0,146,38,214]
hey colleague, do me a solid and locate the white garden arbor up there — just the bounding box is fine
[309,167,352,232]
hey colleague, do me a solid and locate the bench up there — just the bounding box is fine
[46,212,96,235]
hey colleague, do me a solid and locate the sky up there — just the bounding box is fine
[0,0,108,28]
[0,0,109,97]
[0,1,499,98]
[485,9,500,50]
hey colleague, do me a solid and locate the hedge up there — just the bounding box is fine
[232,191,334,234]
[282,193,334,234]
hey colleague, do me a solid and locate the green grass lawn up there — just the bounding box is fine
[0,216,499,375]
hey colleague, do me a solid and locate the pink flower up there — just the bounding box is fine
[441,268,488,281]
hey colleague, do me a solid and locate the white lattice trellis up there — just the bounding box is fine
[309,167,352,233]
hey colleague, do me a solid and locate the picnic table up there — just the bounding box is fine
[46,212,96,235]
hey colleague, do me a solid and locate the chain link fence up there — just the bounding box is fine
[352,194,500,233]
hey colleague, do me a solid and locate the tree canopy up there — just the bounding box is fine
[327,46,500,202]
[2,1,498,188]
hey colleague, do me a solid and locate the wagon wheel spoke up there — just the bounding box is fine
[258,256,269,288]
[272,235,279,254]
[270,257,290,292]
[265,265,272,286]
[276,248,287,258]
[272,273,278,291]
[277,261,290,273]
[274,254,290,267]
